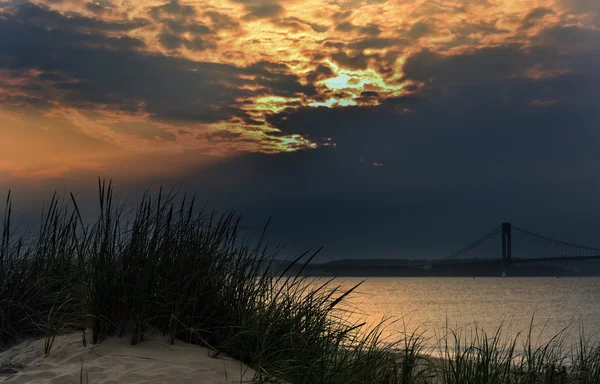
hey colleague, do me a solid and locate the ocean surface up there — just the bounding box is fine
[321,277,600,353]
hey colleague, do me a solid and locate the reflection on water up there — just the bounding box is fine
[319,277,600,352]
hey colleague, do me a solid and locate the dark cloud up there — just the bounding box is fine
[241,116,265,125]
[0,3,314,123]
[149,0,196,20]
[336,21,357,32]
[3,2,600,259]
[149,0,217,53]
[98,122,600,259]
[158,32,215,51]
[150,2,214,51]
[359,23,382,36]
[357,91,379,103]
[307,22,329,33]
[263,30,600,246]
[13,2,148,33]
[563,0,600,15]
[323,40,346,49]
[204,11,240,30]
[206,130,243,142]
[347,37,409,51]
[247,3,285,19]
[329,48,400,73]
[331,51,373,69]
[277,17,328,33]
[407,21,432,39]
[236,1,285,20]
[306,64,334,84]
[163,19,211,35]
[535,25,600,52]
[85,2,109,15]
[331,10,353,20]
[520,7,555,30]
[158,32,187,50]
[247,60,317,97]
[273,18,306,32]
[401,47,539,87]
[431,21,506,51]
[0,5,146,55]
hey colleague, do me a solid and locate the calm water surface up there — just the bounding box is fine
[323,277,600,351]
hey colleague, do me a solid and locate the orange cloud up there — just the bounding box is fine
[0,0,596,181]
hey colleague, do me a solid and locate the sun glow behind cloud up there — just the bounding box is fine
[0,0,597,180]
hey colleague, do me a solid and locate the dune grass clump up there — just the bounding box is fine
[1,179,600,384]
[434,321,600,384]
[0,180,426,383]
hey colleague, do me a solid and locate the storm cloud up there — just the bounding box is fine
[2,0,600,259]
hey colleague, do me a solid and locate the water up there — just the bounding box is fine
[325,277,600,353]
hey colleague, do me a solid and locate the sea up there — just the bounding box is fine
[320,277,600,354]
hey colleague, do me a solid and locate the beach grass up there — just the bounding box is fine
[1,179,600,383]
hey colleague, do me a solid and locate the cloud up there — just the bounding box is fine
[112,122,177,142]
[273,18,307,32]
[231,0,286,20]
[306,64,335,83]
[0,1,325,160]
[14,2,149,33]
[407,21,432,39]
[157,32,215,51]
[520,7,556,30]
[346,37,409,51]
[401,47,537,87]
[244,3,285,19]
[331,51,375,69]
[246,60,318,97]
[359,23,382,36]
[267,29,600,168]
[163,19,211,35]
[206,130,243,142]
[557,0,600,16]
[148,2,217,52]
[336,21,357,32]
[204,10,240,30]
[2,0,600,258]
[149,0,197,19]
[274,17,328,33]
[535,25,600,52]
[357,90,379,103]
[0,3,314,124]
[331,10,353,20]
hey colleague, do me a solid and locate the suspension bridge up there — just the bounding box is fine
[438,222,600,275]
[287,223,600,277]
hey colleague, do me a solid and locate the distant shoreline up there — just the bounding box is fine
[277,258,600,277]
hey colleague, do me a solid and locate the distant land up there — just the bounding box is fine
[273,258,600,277]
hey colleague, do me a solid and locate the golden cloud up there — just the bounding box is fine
[0,0,596,179]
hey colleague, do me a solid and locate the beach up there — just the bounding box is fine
[0,332,255,384]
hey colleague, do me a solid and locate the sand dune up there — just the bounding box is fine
[0,332,256,384]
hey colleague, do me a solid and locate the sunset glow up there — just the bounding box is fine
[0,0,598,180]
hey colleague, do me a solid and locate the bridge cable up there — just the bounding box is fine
[511,225,600,253]
[444,226,502,260]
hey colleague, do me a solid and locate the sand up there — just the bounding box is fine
[0,331,256,383]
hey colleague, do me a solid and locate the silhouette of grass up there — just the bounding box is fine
[0,179,599,383]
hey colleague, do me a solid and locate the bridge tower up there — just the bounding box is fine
[501,222,512,270]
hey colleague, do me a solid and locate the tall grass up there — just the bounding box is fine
[434,320,600,384]
[0,179,599,383]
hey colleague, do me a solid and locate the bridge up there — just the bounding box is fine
[441,222,600,273]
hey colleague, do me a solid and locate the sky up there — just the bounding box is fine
[0,0,599,260]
